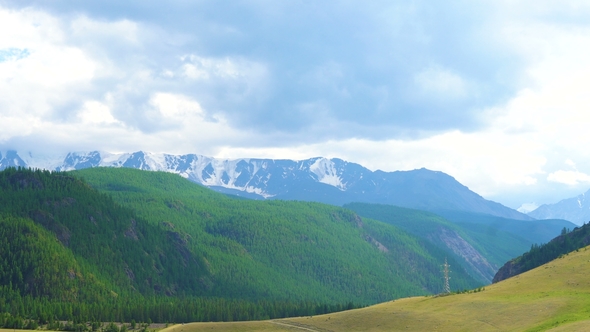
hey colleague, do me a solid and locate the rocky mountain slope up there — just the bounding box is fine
[0,150,531,220]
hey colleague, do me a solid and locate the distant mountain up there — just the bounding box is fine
[432,209,575,246]
[0,150,531,220]
[528,189,590,225]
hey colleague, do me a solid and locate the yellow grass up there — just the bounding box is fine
[162,246,590,331]
[162,322,295,332]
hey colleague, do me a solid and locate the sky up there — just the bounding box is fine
[2,0,590,211]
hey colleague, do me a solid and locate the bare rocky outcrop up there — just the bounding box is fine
[31,210,71,246]
[492,260,522,283]
[436,227,497,282]
[124,219,139,240]
[364,235,389,253]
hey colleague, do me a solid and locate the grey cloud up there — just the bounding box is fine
[2,0,526,141]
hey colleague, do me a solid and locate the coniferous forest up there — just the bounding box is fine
[493,222,590,282]
[0,167,482,328]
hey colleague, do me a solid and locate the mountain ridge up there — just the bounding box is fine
[528,189,590,225]
[0,150,531,220]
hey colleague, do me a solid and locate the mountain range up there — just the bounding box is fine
[0,150,531,220]
[528,189,590,225]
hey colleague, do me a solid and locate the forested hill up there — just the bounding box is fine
[0,167,213,300]
[73,167,482,302]
[493,223,590,283]
[0,167,482,324]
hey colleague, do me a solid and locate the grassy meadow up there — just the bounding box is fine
[161,246,590,331]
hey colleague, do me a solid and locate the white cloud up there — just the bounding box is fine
[150,93,204,118]
[565,159,577,168]
[0,7,65,48]
[547,170,590,186]
[77,101,119,124]
[0,114,41,141]
[24,46,96,87]
[0,7,97,120]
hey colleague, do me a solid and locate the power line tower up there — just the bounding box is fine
[442,257,451,294]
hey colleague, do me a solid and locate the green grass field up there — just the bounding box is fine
[161,246,590,331]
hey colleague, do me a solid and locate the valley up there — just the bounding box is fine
[0,164,582,330]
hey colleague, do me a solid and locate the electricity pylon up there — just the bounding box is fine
[443,257,451,293]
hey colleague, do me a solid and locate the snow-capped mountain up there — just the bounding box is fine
[0,150,532,220]
[528,190,590,225]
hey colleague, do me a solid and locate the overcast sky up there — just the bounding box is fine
[2,0,590,211]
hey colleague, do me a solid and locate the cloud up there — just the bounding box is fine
[565,159,577,168]
[1,0,527,137]
[77,101,119,124]
[548,171,590,186]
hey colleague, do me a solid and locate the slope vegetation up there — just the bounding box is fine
[0,167,483,323]
[74,167,481,303]
[168,245,590,331]
[0,167,210,300]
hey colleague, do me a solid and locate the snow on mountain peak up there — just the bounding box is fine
[309,157,346,190]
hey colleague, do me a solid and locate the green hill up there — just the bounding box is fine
[0,167,481,324]
[73,167,481,302]
[0,167,211,300]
